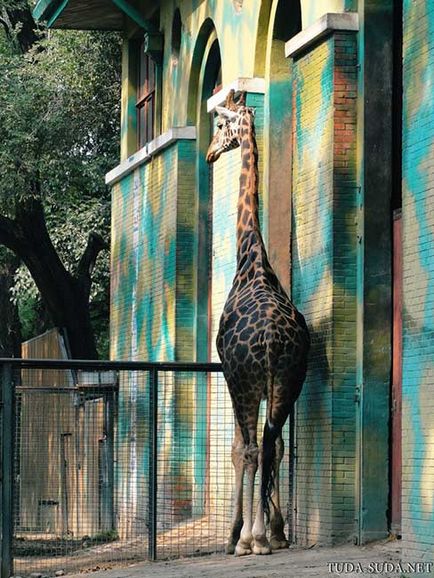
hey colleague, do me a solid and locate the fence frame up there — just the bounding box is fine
[1,363,14,578]
[0,358,222,578]
[0,357,296,577]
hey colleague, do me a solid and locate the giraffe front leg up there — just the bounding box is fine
[235,443,258,556]
[270,435,289,550]
[227,426,244,554]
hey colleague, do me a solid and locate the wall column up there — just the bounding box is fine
[287,13,359,546]
[356,0,393,543]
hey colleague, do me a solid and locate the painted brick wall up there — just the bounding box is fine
[330,32,358,543]
[176,140,197,361]
[291,31,358,546]
[111,141,197,536]
[402,0,434,566]
[111,142,197,363]
[111,147,178,362]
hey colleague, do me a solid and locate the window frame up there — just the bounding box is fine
[136,46,156,149]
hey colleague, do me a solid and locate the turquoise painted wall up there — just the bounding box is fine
[109,0,401,551]
[291,31,358,545]
[402,0,434,568]
[120,0,352,157]
[111,140,198,536]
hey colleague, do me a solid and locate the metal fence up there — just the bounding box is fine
[0,359,294,578]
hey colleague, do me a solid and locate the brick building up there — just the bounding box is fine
[33,0,434,569]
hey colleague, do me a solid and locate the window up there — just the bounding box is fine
[137,48,156,149]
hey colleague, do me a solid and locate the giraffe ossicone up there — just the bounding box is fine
[207,89,310,556]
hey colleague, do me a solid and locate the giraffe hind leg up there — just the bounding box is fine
[235,441,260,556]
[226,423,244,554]
[270,434,289,550]
[251,447,272,555]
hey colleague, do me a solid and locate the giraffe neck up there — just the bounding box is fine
[236,117,262,265]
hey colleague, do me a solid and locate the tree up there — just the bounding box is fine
[0,248,21,357]
[0,1,121,358]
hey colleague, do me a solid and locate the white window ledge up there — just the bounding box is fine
[285,12,359,59]
[105,126,196,187]
[207,78,265,113]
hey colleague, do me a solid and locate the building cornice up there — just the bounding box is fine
[105,126,196,187]
[285,12,359,59]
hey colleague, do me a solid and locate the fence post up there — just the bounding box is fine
[1,363,15,578]
[104,388,116,532]
[148,368,158,561]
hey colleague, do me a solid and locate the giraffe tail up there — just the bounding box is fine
[261,373,280,523]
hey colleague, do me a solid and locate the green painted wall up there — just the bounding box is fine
[120,0,352,157]
[402,0,434,570]
[291,31,358,545]
[111,141,198,536]
[109,0,399,550]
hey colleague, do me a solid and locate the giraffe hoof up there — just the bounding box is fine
[235,542,252,556]
[270,537,289,550]
[226,543,236,555]
[252,537,272,555]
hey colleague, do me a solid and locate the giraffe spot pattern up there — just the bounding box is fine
[208,93,310,440]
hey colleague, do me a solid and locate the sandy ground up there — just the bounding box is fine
[63,540,405,578]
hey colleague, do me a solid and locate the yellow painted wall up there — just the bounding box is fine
[119,0,353,154]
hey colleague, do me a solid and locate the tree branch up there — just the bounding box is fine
[0,16,10,36]
[0,249,21,357]
[0,214,23,254]
[4,4,42,53]
[75,232,108,294]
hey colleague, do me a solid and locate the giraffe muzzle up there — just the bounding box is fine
[206,149,221,163]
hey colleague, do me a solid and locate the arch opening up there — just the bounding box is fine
[171,8,182,60]
[273,0,301,42]
[263,0,301,293]
[196,34,221,363]
[186,19,221,362]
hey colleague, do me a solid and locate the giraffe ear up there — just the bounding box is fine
[237,91,247,106]
[215,106,237,120]
[225,89,237,110]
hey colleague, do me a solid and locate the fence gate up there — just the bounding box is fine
[0,359,295,578]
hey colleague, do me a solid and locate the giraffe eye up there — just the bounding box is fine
[217,120,224,129]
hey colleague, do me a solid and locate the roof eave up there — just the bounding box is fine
[33,0,158,32]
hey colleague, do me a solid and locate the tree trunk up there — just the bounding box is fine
[0,7,106,360]
[0,251,21,357]
[0,197,104,359]
[49,277,99,360]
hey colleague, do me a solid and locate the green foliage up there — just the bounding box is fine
[0,5,121,356]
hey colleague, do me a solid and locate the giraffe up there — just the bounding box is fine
[206,90,310,556]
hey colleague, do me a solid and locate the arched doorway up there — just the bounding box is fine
[262,0,301,293]
[187,21,222,517]
[188,20,221,363]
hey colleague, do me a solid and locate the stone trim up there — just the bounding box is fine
[105,126,196,186]
[207,77,265,113]
[285,12,359,59]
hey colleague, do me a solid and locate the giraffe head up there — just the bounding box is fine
[206,90,255,163]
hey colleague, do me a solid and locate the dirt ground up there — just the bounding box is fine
[65,540,405,578]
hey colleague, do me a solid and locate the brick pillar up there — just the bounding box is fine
[287,17,358,546]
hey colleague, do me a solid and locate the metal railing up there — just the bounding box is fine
[0,358,294,578]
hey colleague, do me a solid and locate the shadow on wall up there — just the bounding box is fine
[305,317,331,386]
